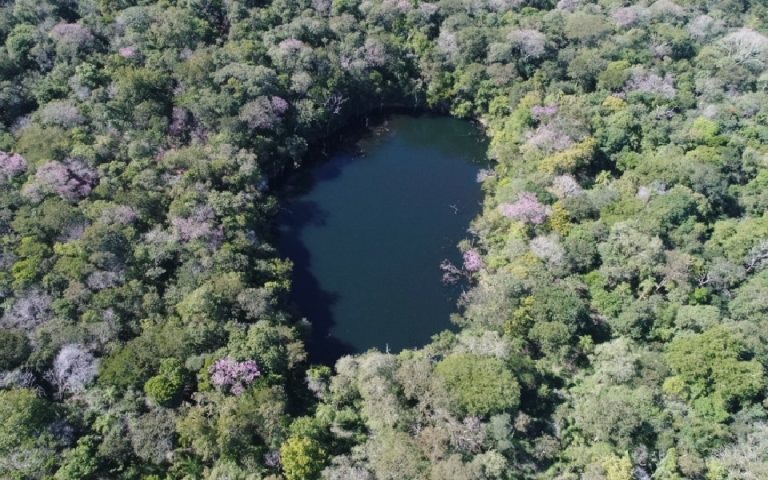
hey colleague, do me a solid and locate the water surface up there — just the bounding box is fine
[278,114,487,364]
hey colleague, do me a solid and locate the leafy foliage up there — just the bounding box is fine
[435,354,520,417]
[0,0,766,478]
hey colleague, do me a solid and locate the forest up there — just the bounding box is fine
[1,0,768,478]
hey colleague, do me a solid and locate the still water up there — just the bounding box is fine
[277,114,488,364]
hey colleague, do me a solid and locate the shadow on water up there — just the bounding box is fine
[274,127,381,365]
[394,114,488,162]
[274,112,488,366]
[278,198,358,365]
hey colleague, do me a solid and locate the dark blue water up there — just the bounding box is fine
[278,114,488,364]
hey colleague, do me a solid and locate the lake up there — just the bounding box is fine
[277,114,488,364]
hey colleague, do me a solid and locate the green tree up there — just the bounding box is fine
[144,358,187,407]
[280,436,327,480]
[0,329,31,370]
[665,326,765,418]
[435,354,520,417]
[0,389,56,478]
[54,436,100,480]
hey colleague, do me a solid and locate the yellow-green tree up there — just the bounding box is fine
[280,436,327,480]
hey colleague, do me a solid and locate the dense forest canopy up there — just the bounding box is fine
[0,0,767,478]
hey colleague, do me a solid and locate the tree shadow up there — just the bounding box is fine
[391,113,489,164]
[277,198,357,365]
[271,112,487,365]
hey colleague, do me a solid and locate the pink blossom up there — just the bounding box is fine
[100,205,139,225]
[170,205,223,245]
[612,7,641,27]
[0,152,28,182]
[508,29,547,58]
[264,450,281,468]
[625,69,676,99]
[364,38,388,67]
[119,46,136,58]
[278,38,306,53]
[49,23,94,54]
[239,96,288,130]
[499,192,551,225]
[531,104,558,120]
[26,158,98,201]
[463,249,485,272]
[418,2,439,17]
[550,175,582,199]
[688,15,722,41]
[270,96,289,115]
[209,358,261,395]
[525,125,574,153]
[530,234,565,267]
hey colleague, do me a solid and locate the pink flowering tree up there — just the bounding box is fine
[209,358,261,395]
[508,29,547,59]
[118,46,137,58]
[239,96,289,130]
[170,205,223,246]
[525,125,574,154]
[441,248,485,284]
[499,192,551,225]
[272,38,312,70]
[625,68,676,99]
[99,205,139,225]
[49,23,94,58]
[437,29,459,62]
[612,7,643,28]
[364,38,388,67]
[688,15,723,41]
[550,175,582,199]
[24,158,98,202]
[463,249,485,272]
[0,152,28,182]
[531,104,559,120]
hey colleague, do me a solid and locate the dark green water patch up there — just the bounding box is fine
[277,114,488,364]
